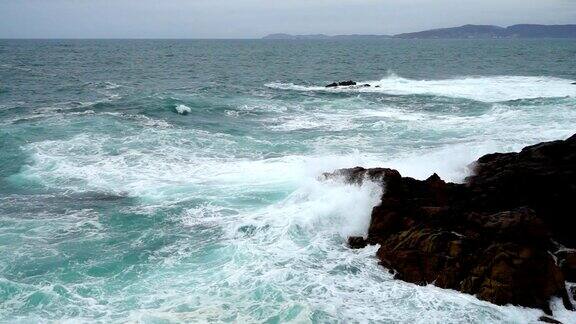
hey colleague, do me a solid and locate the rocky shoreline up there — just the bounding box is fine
[324,134,576,317]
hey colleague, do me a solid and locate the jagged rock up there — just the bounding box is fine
[338,80,356,86]
[348,236,368,249]
[322,166,400,186]
[467,134,576,246]
[325,80,357,87]
[329,134,576,313]
[460,244,565,313]
[466,208,550,242]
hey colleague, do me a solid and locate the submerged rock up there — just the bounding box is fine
[327,134,576,313]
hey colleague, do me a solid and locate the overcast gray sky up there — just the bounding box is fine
[0,0,575,38]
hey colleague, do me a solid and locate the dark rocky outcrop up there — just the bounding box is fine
[325,134,576,315]
[326,80,357,87]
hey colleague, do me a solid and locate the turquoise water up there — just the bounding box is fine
[1,39,576,323]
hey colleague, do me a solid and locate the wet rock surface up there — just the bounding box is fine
[327,134,576,314]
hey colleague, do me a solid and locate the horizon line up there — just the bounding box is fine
[2,23,575,40]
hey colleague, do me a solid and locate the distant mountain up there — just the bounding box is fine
[262,24,576,40]
[395,24,576,39]
[332,34,393,40]
[262,33,391,40]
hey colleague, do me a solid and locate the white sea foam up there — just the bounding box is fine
[267,113,356,132]
[10,100,576,323]
[266,74,576,102]
[236,175,384,238]
[175,104,192,115]
[115,174,557,323]
[14,108,575,198]
[15,131,381,203]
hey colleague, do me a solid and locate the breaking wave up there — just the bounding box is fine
[266,74,576,102]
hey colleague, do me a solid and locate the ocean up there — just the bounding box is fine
[1,39,575,323]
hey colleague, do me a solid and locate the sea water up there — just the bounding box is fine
[1,39,575,323]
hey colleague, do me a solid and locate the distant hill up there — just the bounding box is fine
[262,33,391,40]
[394,24,576,39]
[394,24,507,39]
[262,33,330,40]
[263,24,576,40]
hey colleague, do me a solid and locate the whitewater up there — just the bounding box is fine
[266,74,576,102]
[1,39,576,323]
